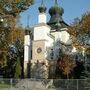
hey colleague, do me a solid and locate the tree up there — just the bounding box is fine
[14,57,21,78]
[68,12,90,49]
[68,12,90,89]
[0,0,34,17]
[55,54,75,79]
[0,0,33,65]
[73,60,84,79]
[0,14,17,70]
[0,25,24,76]
[0,51,7,69]
[9,26,24,44]
[6,38,24,78]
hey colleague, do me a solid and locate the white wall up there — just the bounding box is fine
[24,35,31,62]
[51,29,70,44]
[38,13,46,23]
[34,25,50,40]
[34,25,54,60]
[45,35,54,59]
[54,31,70,43]
[50,28,72,60]
[24,35,30,45]
[24,46,30,62]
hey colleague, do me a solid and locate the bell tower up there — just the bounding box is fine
[32,0,53,64]
[38,0,47,23]
[24,15,31,76]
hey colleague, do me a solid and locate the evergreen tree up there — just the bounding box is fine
[80,54,90,90]
[4,38,24,78]
[14,57,21,78]
[81,63,90,90]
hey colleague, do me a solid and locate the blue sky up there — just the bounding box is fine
[20,0,90,28]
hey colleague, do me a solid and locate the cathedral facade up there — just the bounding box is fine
[24,0,76,78]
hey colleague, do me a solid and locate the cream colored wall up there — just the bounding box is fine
[32,40,46,61]
[51,30,70,44]
[34,26,50,40]
[33,25,54,60]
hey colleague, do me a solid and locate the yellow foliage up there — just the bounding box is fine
[9,27,24,44]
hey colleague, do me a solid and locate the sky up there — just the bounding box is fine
[20,0,90,28]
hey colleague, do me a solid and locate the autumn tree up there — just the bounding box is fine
[55,54,75,79]
[0,0,33,50]
[0,14,16,71]
[0,0,34,17]
[67,12,90,88]
[9,26,24,44]
[0,0,33,76]
[68,12,90,51]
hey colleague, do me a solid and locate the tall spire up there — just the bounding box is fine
[25,15,30,35]
[55,0,58,5]
[27,15,30,28]
[41,0,44,6]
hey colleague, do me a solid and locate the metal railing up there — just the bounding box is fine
[0,79,89,90]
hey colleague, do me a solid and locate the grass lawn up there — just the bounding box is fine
[0,83,11,88]
[0,82,15,89]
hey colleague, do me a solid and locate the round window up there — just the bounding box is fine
[37,47,42,53]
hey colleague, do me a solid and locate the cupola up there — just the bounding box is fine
[38,0,47,13]
[48,0,68,30]
[49,0,64,16]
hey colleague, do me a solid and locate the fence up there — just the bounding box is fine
[0,79,89,90]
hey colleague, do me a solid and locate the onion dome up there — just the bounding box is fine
[49,0,64,16]
[48,0,69,30]
[38,0,47,13]
[25,25,30,35]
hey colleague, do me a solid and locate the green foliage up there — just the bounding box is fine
[0,51,7,69]
[0,0,34,17]
[0,19,24,70]
[83,63,90,89]
[68,12,90,56]
[14,57,21,78]
[0,0,33,78]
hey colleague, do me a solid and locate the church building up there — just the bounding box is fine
[24,0,76,78]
